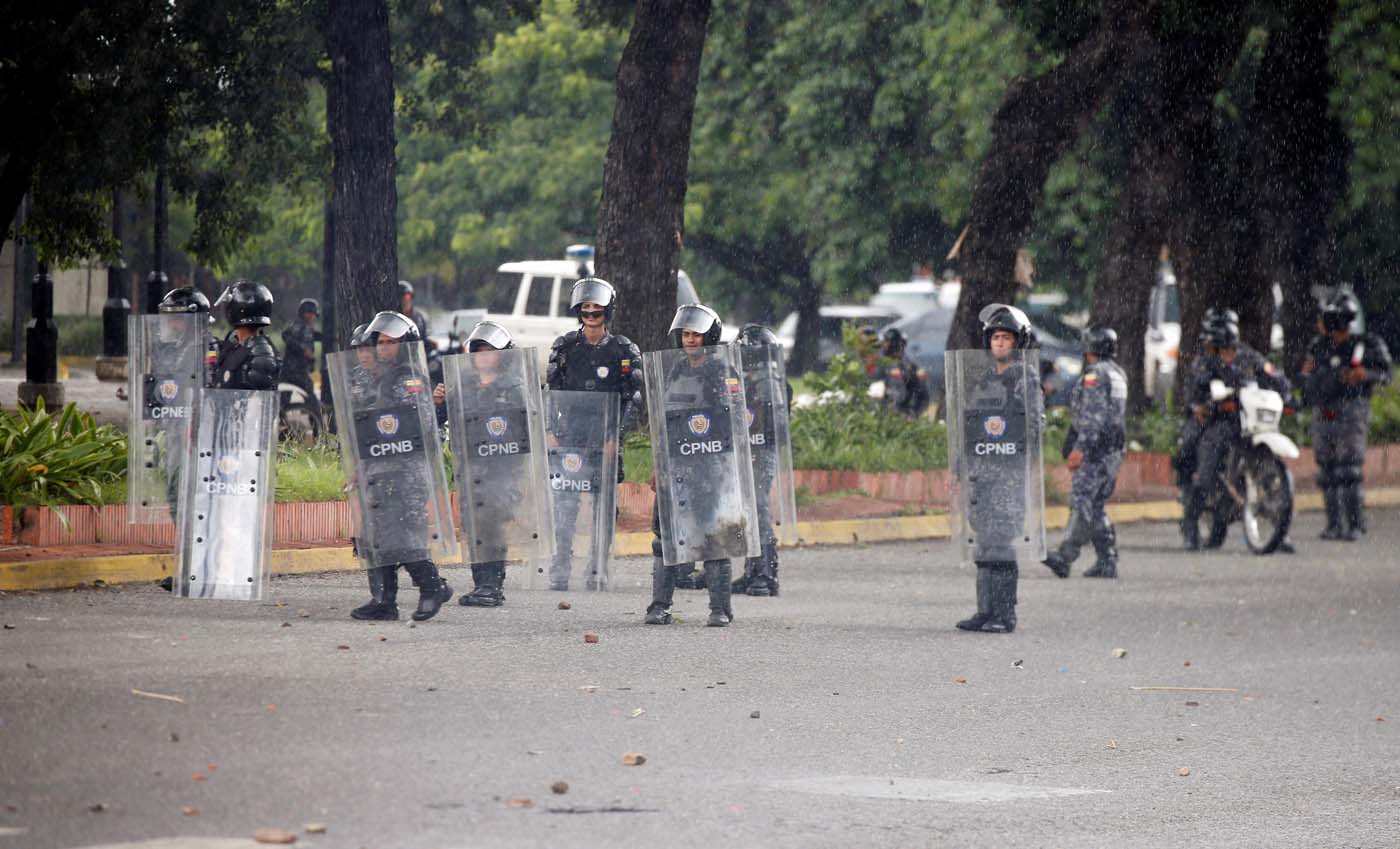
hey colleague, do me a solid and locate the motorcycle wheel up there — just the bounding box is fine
[279,403,322,448]
[1241,447,1293,555]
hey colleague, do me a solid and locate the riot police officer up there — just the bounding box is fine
[545,277,643,590]
[645,304,742,627]
[1044,327,1127,578]
[731,323,793,596]
[158,286,222,388]
[211,281,280,390]
[1304,293,1392,540]
[1182,319,1291,549]
[869,327,930,416]
[281,298,323,417]
[348,311,454,622]
[398,280,432,344]
[954,304,1041,634]
[454,321,531,607]
[1173,307,1237,497]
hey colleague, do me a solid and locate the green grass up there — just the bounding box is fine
[274,439,347,502]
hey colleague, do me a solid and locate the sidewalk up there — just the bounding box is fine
[6,487,1397,592]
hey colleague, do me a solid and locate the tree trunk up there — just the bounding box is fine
[1092,22,1246,414]
[947,0,1158,351]
[327,0,399,349]
[595,0,712,354]
[1241,1,1342,376]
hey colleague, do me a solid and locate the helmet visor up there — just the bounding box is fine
[978,303,1030,330]
[669,303,720,336]
[466,320,514,351]
[366,310,418,341]
[571,278,615,311]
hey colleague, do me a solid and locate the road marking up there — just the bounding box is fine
[771,775,1111,804]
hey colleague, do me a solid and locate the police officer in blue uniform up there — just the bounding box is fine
[281,297,323,418]
[545,277,643,589]
[731,323,792,596]
[1304,293,1392,540]
[1044,327,1127,578]
[211,281,280,391]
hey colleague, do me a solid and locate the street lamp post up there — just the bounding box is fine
[96,190,131,381]
[17,264,64,409]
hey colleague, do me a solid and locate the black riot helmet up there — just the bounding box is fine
[466,320,515,352]
[881,327,907,358]
[568,277,616,320]
[669,303,723,348]
[1321,292,1361,333]
[1083,326,1118,359]
[214,280,274,327]
[297,298,320,317]
[1205,320,1240,348]
[979,303,1034,350]
[737,323,779,347]
[158,287,212,323]
[349,322,373,349]
[1203,307,1240,328]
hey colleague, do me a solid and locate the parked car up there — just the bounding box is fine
[427,245,697,367]
[888,305,1083,406]
[869,277,961,317]
[1144,267,1181,406]
[774,305,903,370]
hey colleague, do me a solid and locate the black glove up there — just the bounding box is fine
[1061,426,1077,461]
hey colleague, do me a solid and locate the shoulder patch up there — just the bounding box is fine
[1082,372,1099,387]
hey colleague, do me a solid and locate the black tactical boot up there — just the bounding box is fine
[978,563,1017,633]
[732,556,760,594]
[956,566,994,631]
[745,543,779,596]
[404,561,452,622]
[1343,482,1366,538]
[1083,516,1118,578]
[1181,491,1203,550]
[1044,511,1090,578]
[461,562,505,607]
[705,560,734,627]
[352,567,400,621]
[1320,485,1345,540]
[674,565,705,590]
[644,558,675,625]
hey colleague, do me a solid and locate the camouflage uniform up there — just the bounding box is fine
[1045,358,1127,577]
[870,357,930,416]
[280,318,322,416]
[1305,332,1392,538]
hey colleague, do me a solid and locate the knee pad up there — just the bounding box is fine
[1332,464,1363,485]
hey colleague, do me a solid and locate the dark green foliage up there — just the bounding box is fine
[0,400,127,508]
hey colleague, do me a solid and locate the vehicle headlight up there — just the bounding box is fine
[1054,356,1082,376]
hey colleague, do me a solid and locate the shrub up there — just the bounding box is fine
[0,399,126,507]
[59,316,106,357]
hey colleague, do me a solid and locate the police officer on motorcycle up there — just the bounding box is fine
[348,311,454,622]
[398,281,432,345]
[211,281,280,391]
[1044,327,1127,578]
[281,298,323,417]
[1303,292,1392,540]
[454,320,531,607]
[645,304,741,628]
[1182,317,1290,549]
[731,323,792,596]
[869,327,930,416]
[545,277,643,590]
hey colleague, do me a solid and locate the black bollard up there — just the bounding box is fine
[18,265,64,409]
[144,270,168,315]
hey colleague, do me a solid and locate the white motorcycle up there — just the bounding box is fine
[278,380,323,447]
[1195,379,1299,554]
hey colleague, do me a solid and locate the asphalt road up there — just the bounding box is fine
[2,512,1398,849]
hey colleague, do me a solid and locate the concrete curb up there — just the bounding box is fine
[5,487,1400,592]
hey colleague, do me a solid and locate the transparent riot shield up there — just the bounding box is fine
[174,389,278,600]
[327,344,458,570]
[644,345,760,565]
[531,390,619,590]
[127,313,206,524]
[443,348,554,567]
[740,343,799,548]
[944,349,1047,563]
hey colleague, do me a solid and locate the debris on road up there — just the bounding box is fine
[88,803,108,813]
[583,632,599,644]
[750,710,761,719]
[336,645,350,650]
[1185,701,1200,707]
[181,807,199,816]
[954,677,967,684]
[304,823,327,834]
[192,774,207,782]
[1012,659,1023,668]
[131,689,185,704]
[1112,648,1128,659]
[253,827,298,844]
[551,781,569,795]
[579,685,600,693]
[1178,767,1191,777]
[622,752,647,766]
[1107,739,1117,749]
[558,601,572,610]
[547,805,659,814]
[508,798,534,809]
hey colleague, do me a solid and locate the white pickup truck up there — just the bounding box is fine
[430,246,698,367]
